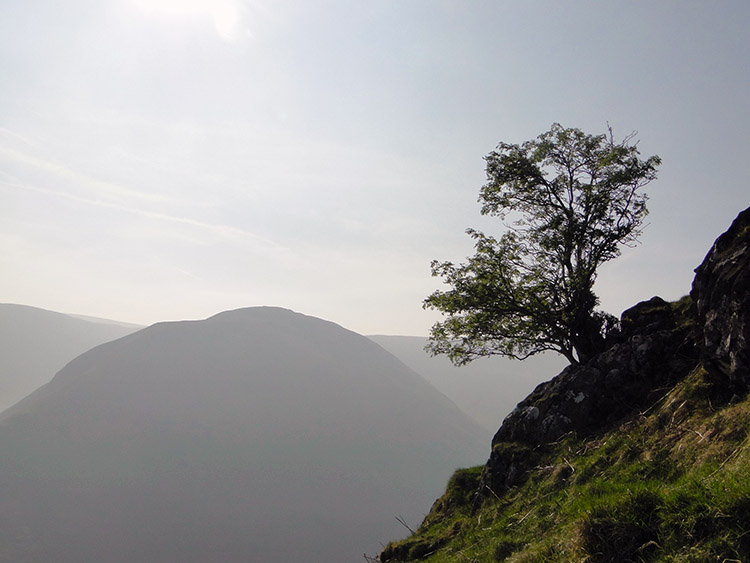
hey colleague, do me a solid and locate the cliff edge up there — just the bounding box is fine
[380,206,750,562]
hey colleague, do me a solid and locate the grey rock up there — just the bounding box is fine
[478,207,750,502]
[691,206,750,387]
[481,275,700,500]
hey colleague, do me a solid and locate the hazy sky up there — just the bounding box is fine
[2,0,748,335]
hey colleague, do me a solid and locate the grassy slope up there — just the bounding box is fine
[382,304,750,562]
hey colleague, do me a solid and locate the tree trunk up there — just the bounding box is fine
[570,311,606,364]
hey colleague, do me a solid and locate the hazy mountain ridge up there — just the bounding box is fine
[368,335,564,434]
[0,306,487,562]
[380,208,750,562]
[0,304,141,412]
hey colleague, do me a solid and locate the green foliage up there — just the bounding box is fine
[444,465,484,508]
[493,540,522,561]
[380,468,482,562]
[579,488,661,562]
[425,123,661,365]
[379,362,750,562]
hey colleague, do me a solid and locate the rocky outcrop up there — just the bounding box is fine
[380,206,750,561]
[482,296,698,493]
[493,297,696,446]
[691,207,750,388]
[480,206,750,497]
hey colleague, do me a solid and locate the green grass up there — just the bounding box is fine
[380,366,750,562]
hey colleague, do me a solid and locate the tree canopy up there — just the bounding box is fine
[424,123,661,365]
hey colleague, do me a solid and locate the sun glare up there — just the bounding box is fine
[131,0,244,40]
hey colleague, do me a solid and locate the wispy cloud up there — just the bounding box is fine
[0,174,291,260]
[0,146,170,204]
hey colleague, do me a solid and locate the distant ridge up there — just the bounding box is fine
[0,303,140,412]
[66,313,144,329]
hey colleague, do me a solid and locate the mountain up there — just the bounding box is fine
[380,207,750,562]
[368,335,564,434]
[0,304,141,412]
[0,306,487,562]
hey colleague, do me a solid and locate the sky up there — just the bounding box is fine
[1,0,748,336]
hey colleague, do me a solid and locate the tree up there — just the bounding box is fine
[424,123,661,365]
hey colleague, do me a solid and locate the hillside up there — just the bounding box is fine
[380,206,750,562]
[369,335,564,434]
[0,306,486,562]
[0,304,141,412]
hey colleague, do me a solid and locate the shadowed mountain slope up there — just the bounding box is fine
[0,306,486,563]
[368,335,564,434]
[0,304,141,412]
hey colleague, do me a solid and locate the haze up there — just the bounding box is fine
[2,1,749,335]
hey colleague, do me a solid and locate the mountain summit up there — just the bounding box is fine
[0,306,486,562]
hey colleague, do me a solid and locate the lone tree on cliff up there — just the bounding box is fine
[424,123,661,365]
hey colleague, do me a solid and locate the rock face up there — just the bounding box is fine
[480,206,750,497]
[691,207,750,387]
[482,296,699,492]
[494,297,700,447]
